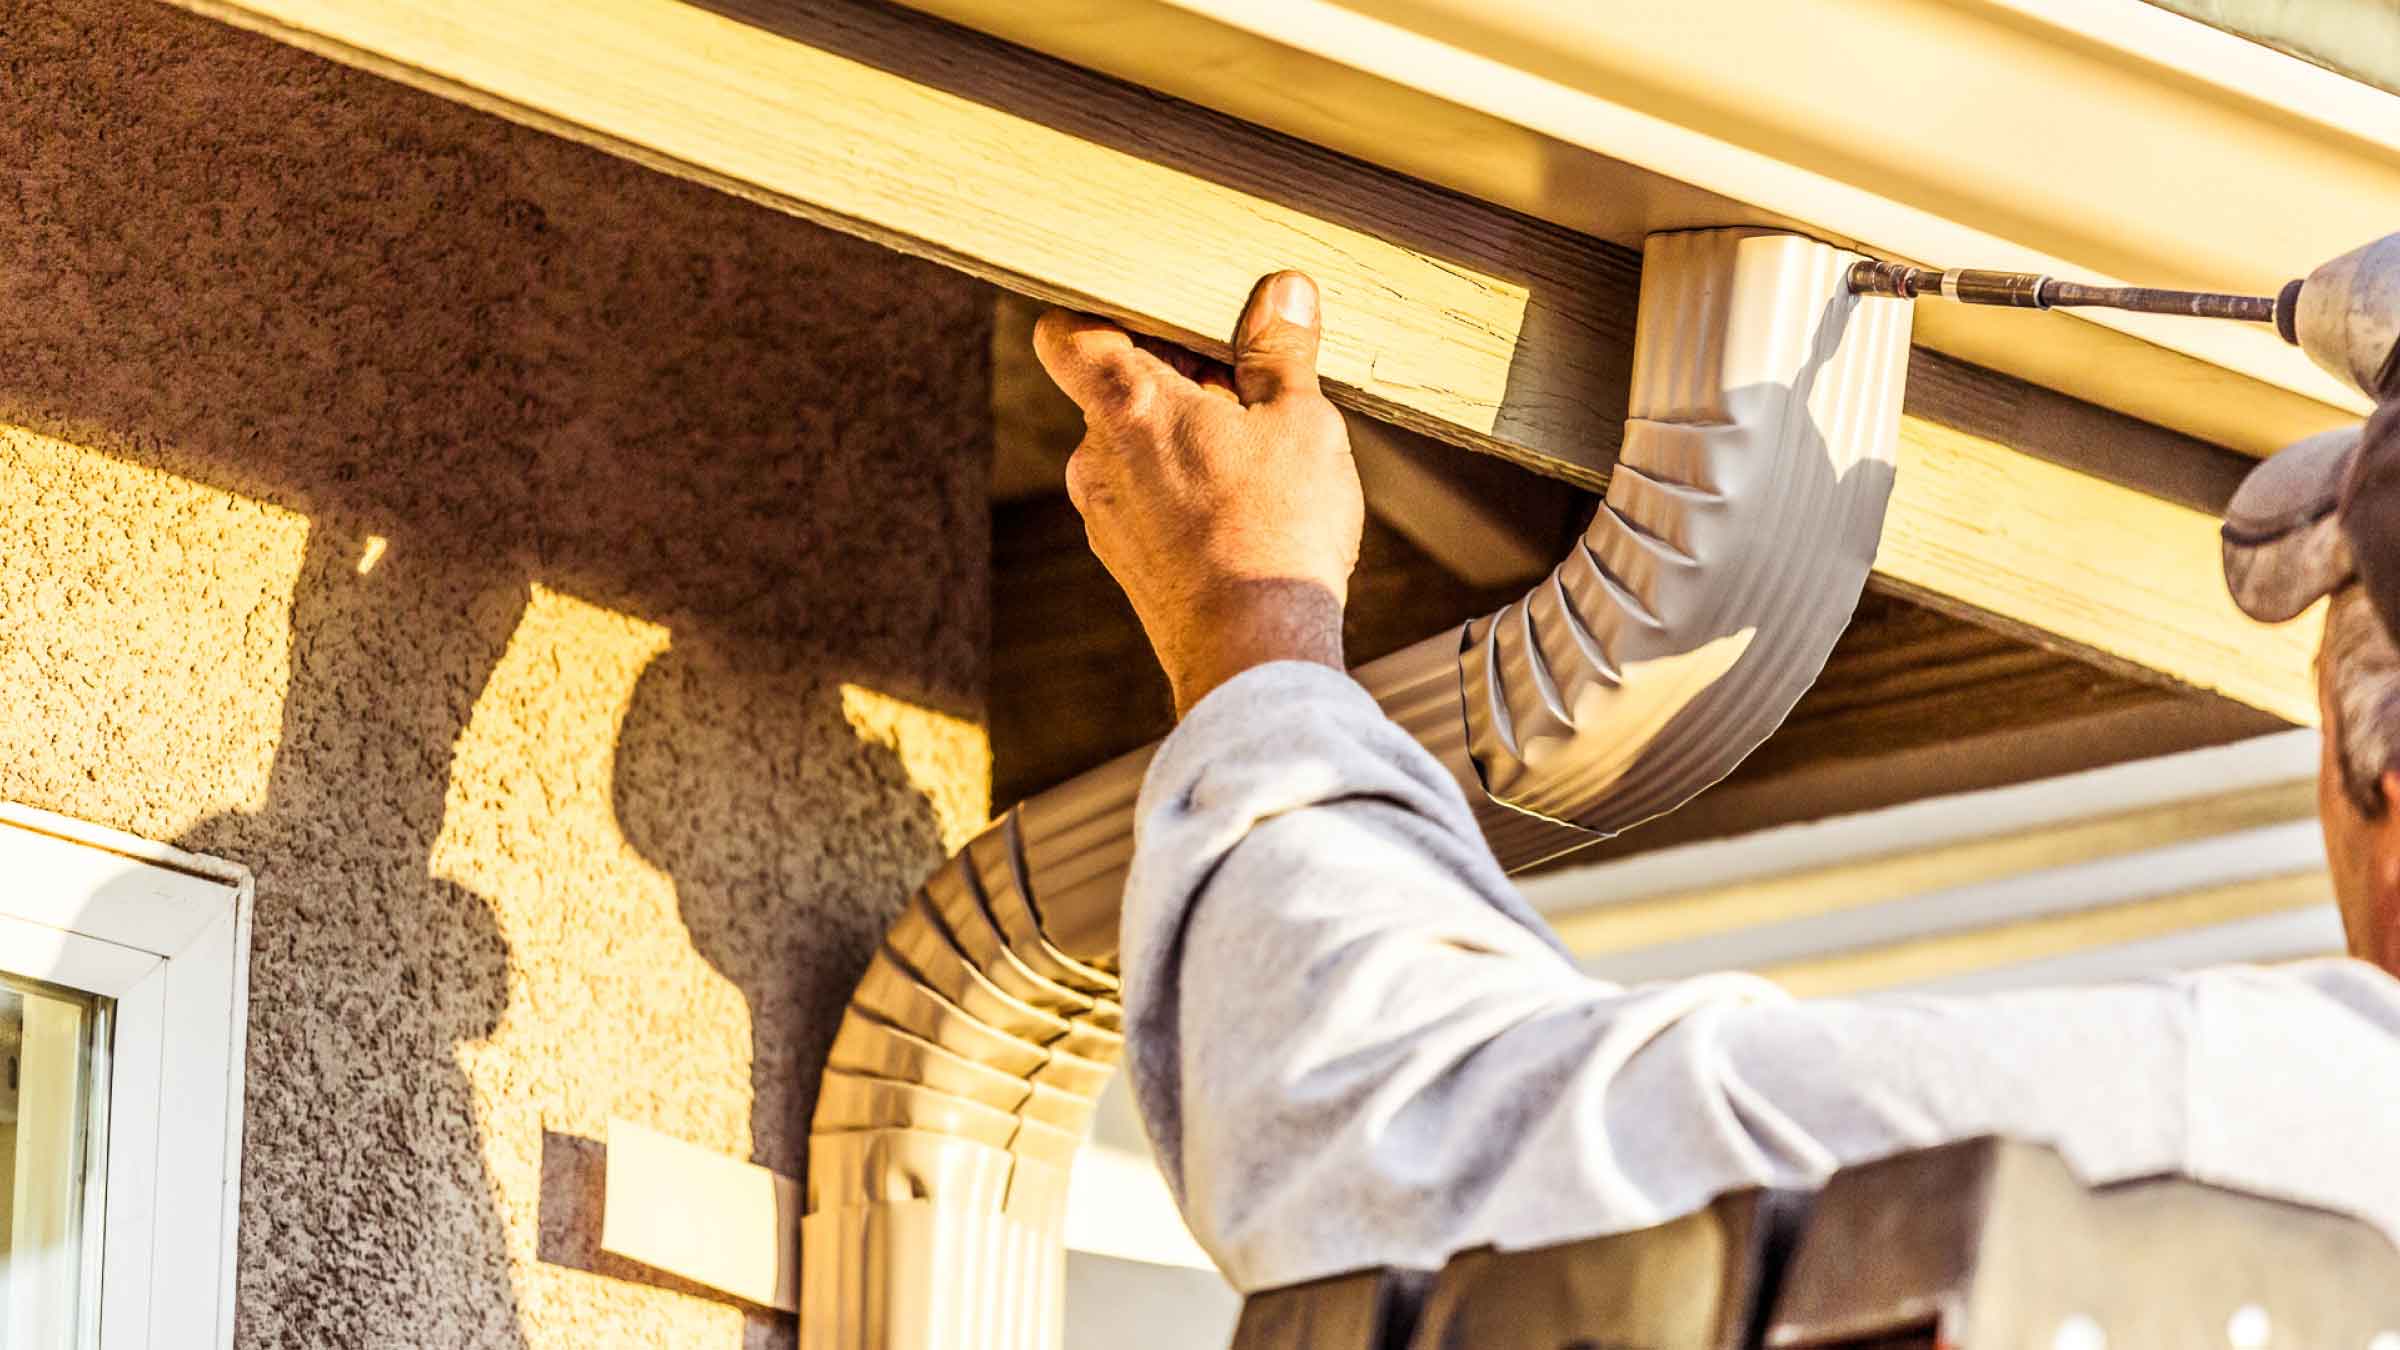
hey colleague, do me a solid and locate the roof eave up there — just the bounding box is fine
[898,0,2397,454]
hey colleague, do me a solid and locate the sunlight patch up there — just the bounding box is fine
[839,684,992,852]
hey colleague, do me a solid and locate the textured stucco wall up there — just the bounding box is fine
[0,0,991,1345]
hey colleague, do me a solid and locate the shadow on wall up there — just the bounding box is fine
[167,530,536,1348]
[0,0,988,1346]
[613,637,979,1197]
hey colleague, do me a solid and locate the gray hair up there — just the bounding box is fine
[2322,584,2400,817]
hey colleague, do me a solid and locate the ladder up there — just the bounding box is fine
[1228,1137,2400,1350]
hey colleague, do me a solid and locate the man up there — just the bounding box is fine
[1033,270,2400,1293]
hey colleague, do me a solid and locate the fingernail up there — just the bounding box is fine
[1270,272,1317,327]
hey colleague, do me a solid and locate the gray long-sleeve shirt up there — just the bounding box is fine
[1119,661,2400,1292]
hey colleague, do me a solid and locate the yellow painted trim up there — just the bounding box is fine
[1880,419,2323,724]
[1554,779,2317,958]
[1757,870,2333,997]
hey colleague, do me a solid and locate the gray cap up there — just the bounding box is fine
[2224,399,2400,644]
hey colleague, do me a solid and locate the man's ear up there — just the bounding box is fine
[2373,769,2400,902]
[2365,769,2400,972]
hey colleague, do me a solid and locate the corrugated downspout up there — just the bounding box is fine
[799,229,1914,1347]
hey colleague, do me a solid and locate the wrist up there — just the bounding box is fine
[1161,579,1345,717]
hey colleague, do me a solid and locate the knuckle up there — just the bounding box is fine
[1091,349,1145,395]
[1239,329,1307,360]
[1234,346,1297,378]
[1238,352,1322,402]
[1063,444,1107,509]
[1089,353,1158,420]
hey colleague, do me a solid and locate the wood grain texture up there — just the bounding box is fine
[1733,591,2259,787]
[174,0,2319,718]
[893,0,2377,456]
[1347,414,1582,588]
[170,0,1633,487]
[1881,421,2318,725]
[1876,348,2318,726]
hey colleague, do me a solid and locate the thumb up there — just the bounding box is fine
[1231,271,1323,406]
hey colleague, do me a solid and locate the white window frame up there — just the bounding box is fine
[0,802,252,1350]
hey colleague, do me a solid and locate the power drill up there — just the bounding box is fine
[1847,232,2400,403]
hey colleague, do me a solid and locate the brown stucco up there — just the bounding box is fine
[0,0,992,1345]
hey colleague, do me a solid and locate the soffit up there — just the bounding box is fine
[897,0,2400,456]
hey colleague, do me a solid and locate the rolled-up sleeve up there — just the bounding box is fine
[1119,662,2400,1291]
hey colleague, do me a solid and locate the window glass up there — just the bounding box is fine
[0,975,106,1350]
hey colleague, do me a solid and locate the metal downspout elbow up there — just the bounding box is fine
[799,228,1915,1347]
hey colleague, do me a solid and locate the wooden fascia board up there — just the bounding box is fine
[1882,414,2319,724]
[170,0,2320,721]
[896,0,2397,457]
[166,0,1634,490]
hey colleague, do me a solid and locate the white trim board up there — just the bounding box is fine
[1580,825,2328,986]
[594,1105,1216,1316]
[1525,731,2337,992]
[1065,1141,1211,1273]
[1899,905,2346,996]
[0,805,252,1350]
[1522,730,2319,921]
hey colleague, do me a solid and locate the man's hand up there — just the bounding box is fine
[1034,272,1364,716]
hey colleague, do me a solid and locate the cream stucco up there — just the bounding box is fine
[0,0,993,1345]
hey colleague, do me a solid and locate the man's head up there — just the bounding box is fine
[2225,400,2400,974]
